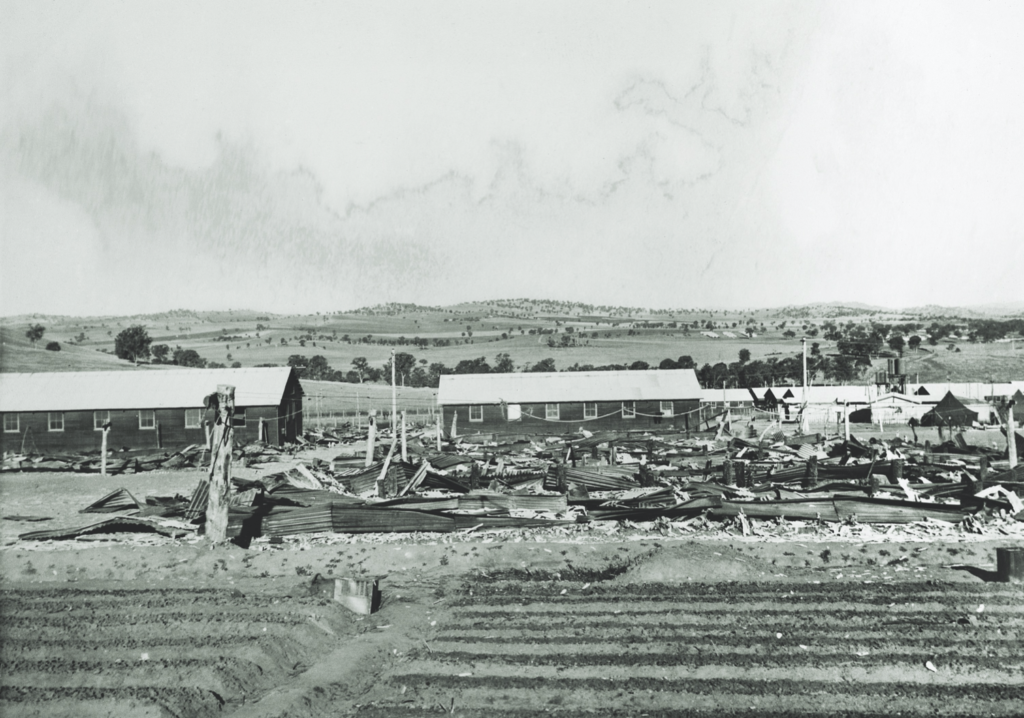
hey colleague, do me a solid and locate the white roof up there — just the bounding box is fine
[774,385,878,404]
[908,382,1017,400]
[871,393,924,406]
[0,368,297,412]
[700,388,764,403]
[437,369,702,405]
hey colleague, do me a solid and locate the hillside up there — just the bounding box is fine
[3,301,1023,386]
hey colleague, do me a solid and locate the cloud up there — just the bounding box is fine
[0,94,444,314]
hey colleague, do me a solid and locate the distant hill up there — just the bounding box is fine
[0,325,171,373]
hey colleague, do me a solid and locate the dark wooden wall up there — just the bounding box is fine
[1,404,288,455]
[441,399,701,436]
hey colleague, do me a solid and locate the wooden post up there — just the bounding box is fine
[401,411,408,462]
[996,547,1024,583]
[205,384,234,544]
[391,348,397,435]
[450,410,457,439]
[376,438,397,496]
[722,460,734,487]
[436,413,442,452]
[100,425,109,476]
[803,455,818,490]
[156,420,162,449]
[258,416,266,443]
[365,411,376,468]
[1008,402,1018,469]
[609,442,616,465]
[889,458,903,485]
[844,402,850,442]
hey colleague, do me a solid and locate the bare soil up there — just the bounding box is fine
[3,469,1024,717]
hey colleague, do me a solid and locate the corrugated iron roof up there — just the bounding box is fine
[776,385,878,404]
[909,382,1016,400]
[0,368,298,412]
[700,388,765,403]
[437,369,701,405]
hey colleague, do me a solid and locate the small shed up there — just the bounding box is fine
[437,369,703,435]
[0,367,303,454]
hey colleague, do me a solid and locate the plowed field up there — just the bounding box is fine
[357,579,1024,717]
[2,537,1023,717]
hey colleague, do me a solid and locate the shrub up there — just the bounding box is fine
[45,341,61,351]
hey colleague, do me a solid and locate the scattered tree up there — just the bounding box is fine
[114,325,153,364]
[25,324,45,347]
[45,341,60,351]
[151,344,170,363]
[351,357,369,383]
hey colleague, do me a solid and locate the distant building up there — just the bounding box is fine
[437,369,703,435]
[0,368,303,454]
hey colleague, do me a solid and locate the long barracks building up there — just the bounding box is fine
[437,369,703,436]
[0,367,303,454]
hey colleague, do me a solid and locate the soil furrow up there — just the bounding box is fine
[420,649,1024,670]
[2,611,308,628]
[434,628,1021,644]
[425,640,1024,659]
[390,659,1024,684]
[456,582,1015,599]
[0,685,226,718]
[449,613,1024,630]
[452,601,1024,615]
[362,684,1024,716]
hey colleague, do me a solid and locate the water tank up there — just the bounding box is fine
[893,357,903,376]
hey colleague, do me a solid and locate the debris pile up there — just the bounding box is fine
[12,424,1024,544]
[2,440,296,474]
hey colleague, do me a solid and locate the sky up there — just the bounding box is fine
[1,0,1023,316]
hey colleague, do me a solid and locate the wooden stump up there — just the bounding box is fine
[205,384,234,544]
[889,459,904,485]
[996,547,1024,583]
[802,455,818,491]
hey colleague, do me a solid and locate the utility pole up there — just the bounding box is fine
[802,337,808,392]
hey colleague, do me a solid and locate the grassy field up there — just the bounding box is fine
[1,307,811,377]
[897,341,1024,383]
[3,302,1023,393]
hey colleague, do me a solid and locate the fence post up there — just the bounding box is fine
[365,411,377,467]
[401,410,408,462]
[1008,402,1018,469]
[100,424,110,475]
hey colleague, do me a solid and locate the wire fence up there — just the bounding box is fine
[306,405,438,430]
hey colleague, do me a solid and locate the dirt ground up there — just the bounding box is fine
[2,468,1023,717]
